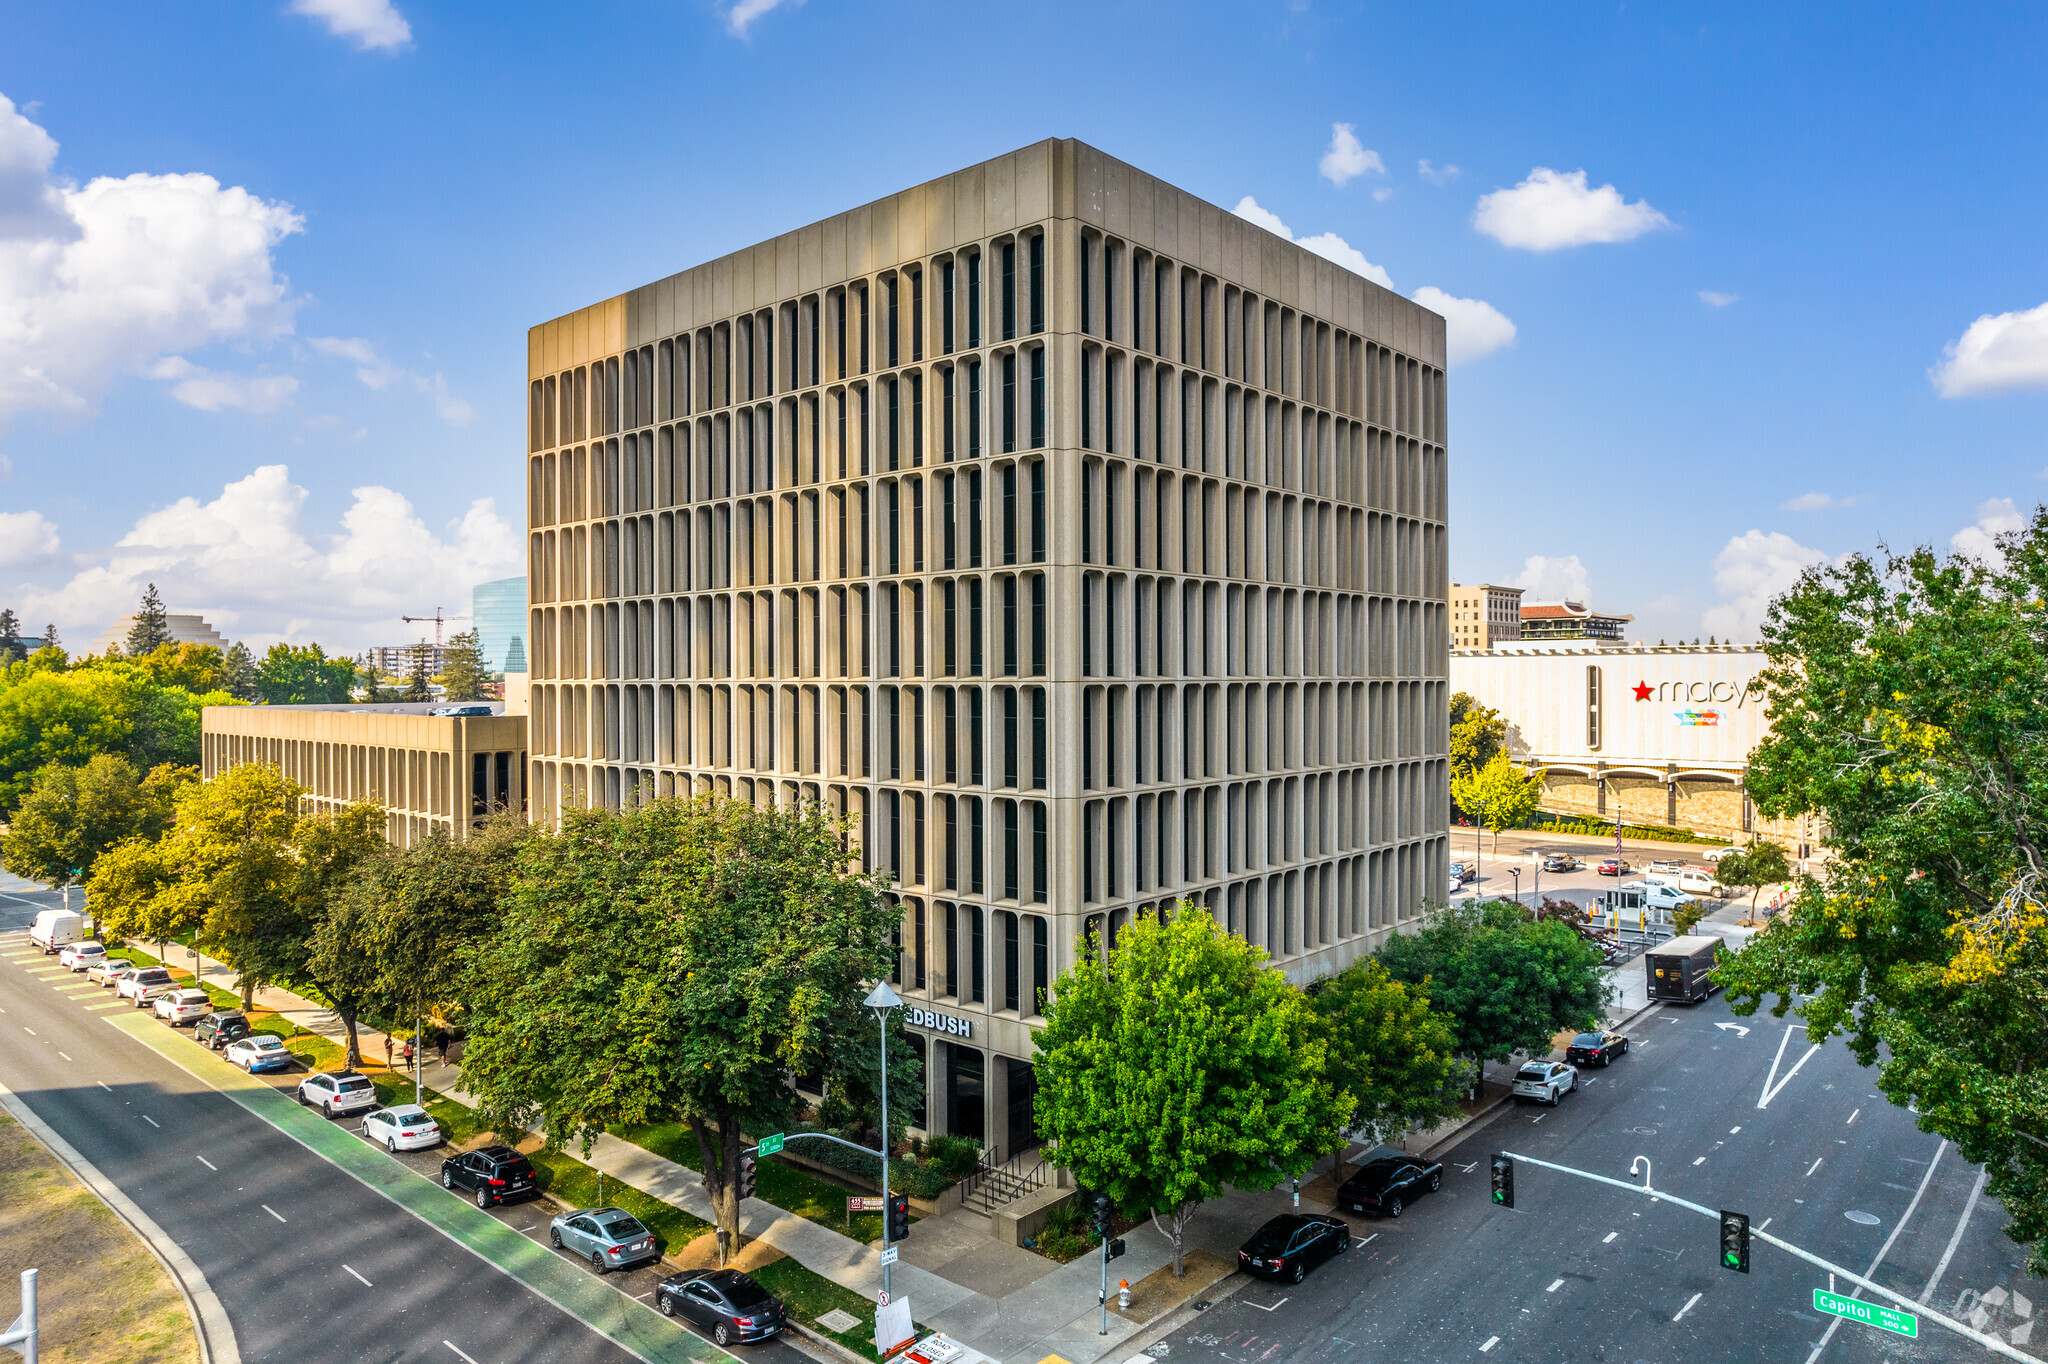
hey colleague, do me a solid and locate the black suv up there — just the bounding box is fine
[194,1011,251,1050]
[441,1144,539,1208]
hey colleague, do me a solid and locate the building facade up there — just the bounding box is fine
[521,139,1451,1151]
[201,704,527,848]
[1448,582,1522,649]
[1519,600,1632,642]
[370,643,449,676]
[1448,643,1809,850]
[474,577,529,674]
[91,613,228,656]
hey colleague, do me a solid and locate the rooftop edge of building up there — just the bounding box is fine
[527,137,1447,378]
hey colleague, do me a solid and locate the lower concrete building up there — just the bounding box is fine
[201,703,527,847]
[1449,642,1813,852]
[90,612,228,656]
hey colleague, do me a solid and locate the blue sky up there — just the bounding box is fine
[2,1,2046,652]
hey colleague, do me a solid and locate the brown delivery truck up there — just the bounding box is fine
[1646,935,1722,1003]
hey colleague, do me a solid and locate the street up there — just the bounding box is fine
[1148,990,2037,1363]
[0,877,806,1364]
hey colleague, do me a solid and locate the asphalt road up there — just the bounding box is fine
[1151,991,2038,1364]
[0,879,813,1364]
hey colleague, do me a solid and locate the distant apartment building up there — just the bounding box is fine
[90,613,227,656]
[519,139,1451,1150]
[1520,600,1633,643]
[370,643,449,676]
[1448,582,1522,650]
[473,577,529,674]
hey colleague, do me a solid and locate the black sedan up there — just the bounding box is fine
[440,1144,540,1207]
[1237,1213,1350,1283]
[1335,1155,1443,1218]
[656,1268,787,1346]
[1565,1030,1631,1067]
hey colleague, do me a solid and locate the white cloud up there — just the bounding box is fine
[1779,491,1866,512]
[1932,300,2048,397]
[1319,124,1384,187]
[289,0,412,51]
[309,335,472,425]
[1231,197,1393,288]
[150,357,298,413]
[1699,290,1739,308]
[1372,187,1394,203]
[725,0,802,36]
[1950,497,2027,564]
[1473,167,1671,252]
[1411,287,1516,366]
[1418,159,1460,186]
[0,509,60,569]
[15,464,519,653]
[1701,530,1832,640]
[1513,554,1591,603]
[0,93,303,431]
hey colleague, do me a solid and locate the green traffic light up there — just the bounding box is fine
[1724,1252,1739,1266]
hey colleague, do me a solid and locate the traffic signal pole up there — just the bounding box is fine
[1495,1148,2030,1362]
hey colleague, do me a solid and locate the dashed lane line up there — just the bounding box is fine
[444,1343,482,1364]
[142,1115,160,1128]
[1673,1292,1703,1322]
[261,1204,287,1223]
[1546,1279,1564,1293]
[1479,1336,1500,1353]
[197,1155,217,1171]
[1806,1158,1824,1178]
[344,1265,373,1288]
[1603,1232,1617,1244]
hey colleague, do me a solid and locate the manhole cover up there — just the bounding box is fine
[1845,1210,1881,1226]
[1632,1126,1659,1136]
[816,1309,861,1333]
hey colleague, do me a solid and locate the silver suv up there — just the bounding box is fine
[297,1071,379,1118]
[1512,1060,1579,1106]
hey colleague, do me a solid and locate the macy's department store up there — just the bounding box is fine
[1448,642,1813,853]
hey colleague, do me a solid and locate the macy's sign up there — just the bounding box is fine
[1630,677,1761,707]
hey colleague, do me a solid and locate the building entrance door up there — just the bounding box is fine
[1005,1058,1038,1156]
[946,1043,985,1144]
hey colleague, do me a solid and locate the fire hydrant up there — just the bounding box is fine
[1117,1280,1131,1311]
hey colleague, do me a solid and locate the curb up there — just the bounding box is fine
[789,1320,876,1364]
[0,1076,239,1364]
[1083,1268,1254,1364]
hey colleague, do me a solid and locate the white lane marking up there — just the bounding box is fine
[1673,1291,1703,1322]
[633,1291,653,1300]
[1603,1232,1617,1244]
[1480,1336,1500,1353]
[1245,1297,1289,1312]
[1456,1161,1478,1173]
[142,1115,160,1128]
[1357,1232,1379,1245]
[22,1027,35,1036]
[1847,1108,1859,1124]
[1758,1217,1772,1231]
[1547,1279,1564,1293]
[1759,1025,1822,1108]
[96,1082,111,1092]
[1531,1114,1546,1124]
[261,1204,286,1223]
[1920,1167,1987,1304]
[444,1344,482,1364]
[196,1155,217,1171]
[1730,1126,1742,1134]
[344,1264,373,1288]
[1693,1157,1705,1166]
[57,1051,69,1060]
[1804,1138,1946,1364]
[1805,1158,1823,1178]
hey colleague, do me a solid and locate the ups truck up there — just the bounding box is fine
[1646,935,1722,1003]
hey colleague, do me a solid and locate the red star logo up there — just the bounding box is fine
[1632,680,1654,701]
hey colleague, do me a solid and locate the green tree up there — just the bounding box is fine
[439,629,489,702]
[0,610,25,664]
[1716,511,2048,1272]
[356,815,531,1025]
[0,756,185,910]
[254,642,356,705]
[1033,904,1346,1276]
[125,583,171,658]
[1451,750,1546,852]
[37,625,58,651]
[459,795,896,1261]
[1717,840,1793,920]
[0,662,230,814]
[402,643,433,702]
[290,804,392,1068]
[1449,692,1507,778]
[1308,959,1465,1145]
[131,643,228,694]
[1377,900,1608,1064]
[219,642,260,701]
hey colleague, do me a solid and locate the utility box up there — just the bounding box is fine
[1646,935,1722,1003]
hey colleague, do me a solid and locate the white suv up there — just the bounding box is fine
[155,989,211,1025]
[297,1072,379,1118]
[1512,1060,1579,1106]
[58,942,107,972]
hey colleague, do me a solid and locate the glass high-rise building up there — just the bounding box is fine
[472,576,528,673]
[519,139,1450,1150]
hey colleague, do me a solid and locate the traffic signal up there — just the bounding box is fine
[887,1192,912,1242]
[1720,1210,1750,1273]
[1092,1193,1114,1238]
[1490,1154,1515,1209]
[737,1151,757,1199]
[1107,1238,1126,1260]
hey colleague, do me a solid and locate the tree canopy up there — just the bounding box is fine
[1033,904,1346,1276]
[439,629,490,702]
[124,583,171,657]
[255,643,357,705]
[0,755,188,894]
[0,656,235,814]
[459,795,897,1260]
[1451,750,1546,849]
[1449,692,1507,777]
[1308,958,1465,1144]
[1376,899,1608,1063]
[1716,511,2048,1272]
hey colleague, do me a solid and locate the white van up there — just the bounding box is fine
[1647,869,1722,897]
[29,910,87,954]
[1620,881,1696,913]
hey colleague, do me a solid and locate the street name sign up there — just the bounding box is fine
[1813,1289,1918,1339]
[758,1133,786,1156]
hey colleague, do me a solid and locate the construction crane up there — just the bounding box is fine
[401,607,471,647]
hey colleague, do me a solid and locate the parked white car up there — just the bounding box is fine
[224,1034,293,1074]
[89,959,132,987]
[297,1071,379,1118]
[1702,846,1742,863]
[1512,1060,1579,1105]
[58,941,107,972]
[154,988,211,1025]
[118,967,178,1007]
[360,1104,444,1152]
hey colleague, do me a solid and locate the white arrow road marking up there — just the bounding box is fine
[1715,1022,1750,1037]
[1759,1025,1822,1108]
[1245,1297,1290,1312]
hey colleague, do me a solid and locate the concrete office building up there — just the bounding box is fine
[1448,582,1522,650]
[90,613,228,656]
[521,139,1451,1152]
[202,703,527,848]
[473,576,529,674]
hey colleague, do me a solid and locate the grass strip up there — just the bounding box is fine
[616,1119,897,1243]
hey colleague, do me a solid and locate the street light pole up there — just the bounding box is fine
[1510,866,1520,908]
[864,981,902,1301]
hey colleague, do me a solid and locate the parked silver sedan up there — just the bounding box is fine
[360,1104,444,1153]
[548,1206,658,1273]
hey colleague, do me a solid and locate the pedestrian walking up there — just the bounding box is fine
[383,1035,393,1071]
[434,1028,450,1066]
